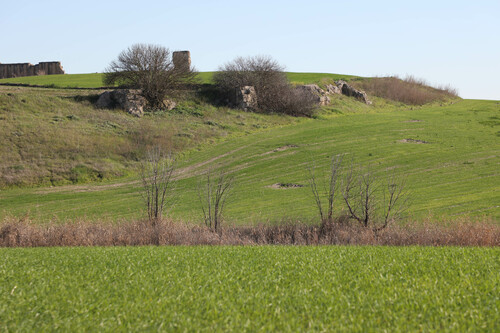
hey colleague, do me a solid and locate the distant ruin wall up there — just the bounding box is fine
[172,51,191,71]
[0,61,65,79]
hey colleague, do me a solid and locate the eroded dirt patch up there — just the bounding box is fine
[402,119,423,123]
[399,138,429,144]
[262,144,298,155]
[267,183,304,189]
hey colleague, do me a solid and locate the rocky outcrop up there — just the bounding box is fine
[325,84,341,95]
[295,81,372,106]
[335,80,372,105]
[96,90,147,117]
[0,62,64,79]
[295,84,331,106]
[162,99,177,111]
[231,86,258,111]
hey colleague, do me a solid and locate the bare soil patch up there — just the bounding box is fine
[267,183,304,189]
[262,144,298,155]
[399,138,429,144]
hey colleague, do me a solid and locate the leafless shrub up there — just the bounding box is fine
[1,216,498,247]
[308,155,343,226]
[213,55,286,95]
[309,156,408,231]
[197,168,234,233]
[213,55,315,116]
[342,163,409,231]
[140,146,175,225]
[269,85,317,117]
[353,75,458,105]
[104,44,197,108]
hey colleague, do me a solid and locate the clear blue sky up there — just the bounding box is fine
[1,0,499,100]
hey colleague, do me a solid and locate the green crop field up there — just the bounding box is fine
[0,73,107,88]
[0,246,498,331]
[0,73,211,88]
[0,72,357,88]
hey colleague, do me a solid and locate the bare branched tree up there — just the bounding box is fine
[213,55,286,95]
[140,146,175,225]
[342,162,409,231]
[198,168,234,233]
[308,155,343,224]
[213,55,315,116]
[104,44,197,108]
[342,167,377,227]
[378,173,410,231]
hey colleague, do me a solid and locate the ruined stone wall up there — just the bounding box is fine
[0,61,65,79]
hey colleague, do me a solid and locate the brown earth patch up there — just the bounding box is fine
[399,138,429,144]
[267,183,304,189]
[262,144,298,155]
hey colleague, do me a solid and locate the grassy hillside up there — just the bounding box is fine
[1,71,497,223]
[168,99,500,222]
[0,73,107,88]
[0,72,358,88]
[1,246,498,331]
[0,86,297,187]
[1,94,498,222]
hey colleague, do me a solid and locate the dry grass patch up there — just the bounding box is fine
[1,216,498,247]
[354,75,458,105]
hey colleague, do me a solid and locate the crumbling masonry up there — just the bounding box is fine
[172,51,191,72]
[0,61,65,79]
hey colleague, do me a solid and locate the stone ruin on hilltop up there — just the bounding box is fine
[172,51,191,72]
[0,61,65,79]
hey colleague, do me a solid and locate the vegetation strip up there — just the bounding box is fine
[0,246,498,331]
[1,218,498,247]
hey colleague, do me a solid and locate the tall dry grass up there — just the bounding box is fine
[1,216,498,247]
[354,75,458,105]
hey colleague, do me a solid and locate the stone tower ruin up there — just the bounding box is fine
[172,51,191,71]
[0,61,65,79]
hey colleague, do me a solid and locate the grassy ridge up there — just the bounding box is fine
[0,246,498,331]
[0,73,107,88]
[0,72,497,223]
[0,72,358,88]
[0,86,297,188]
[1,98,498,222]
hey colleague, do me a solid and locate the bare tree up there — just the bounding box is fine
[341,163,409,231]
[140,146,175,225]
[308,155,343,224]
[198,168,234,233]
[104,44,197,108]
[213,55,315,116]
[379,173,410,231]
[213,55,286,95]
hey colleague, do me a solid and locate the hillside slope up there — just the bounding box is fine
[0,86,297,187]
[1,95,498,222]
